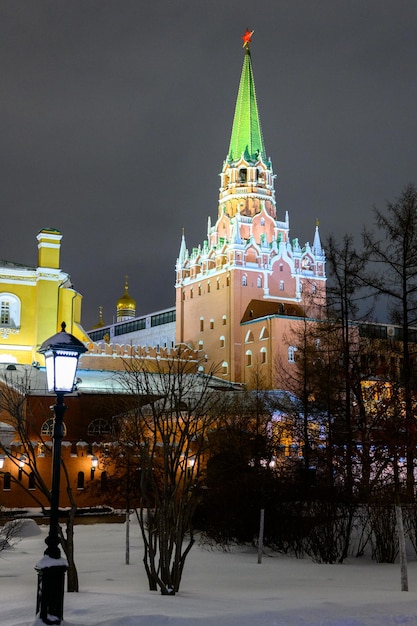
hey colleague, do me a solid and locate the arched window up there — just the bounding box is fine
[198,284,202,296]
[279,264,283,272]
[217,279,220,290]
[257,276,262,288]
[210,319,214,330]
[288,346,297,363]
[200,317,204,332]
[190,288,193,299]
[242,275,247,287]
[312,283,317,294]
[222,361,228,375]
[41,418,67,437]
[101,471,108,491]
[260,217,265,226]
[0,293,21,328]
[198,340,204,350]
[220,336,225,348]
[28,471,35,490]
[239,168,247,183]
[88,419,111,436]
[246,350,252,367]
[279,280,284,291]
[260,347,267,364]
[222,315,227,326]
[207,281,211,293]
[77,472,85,490]
[226,275,230,286]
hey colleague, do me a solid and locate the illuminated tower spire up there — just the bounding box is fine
[227,29,266,163]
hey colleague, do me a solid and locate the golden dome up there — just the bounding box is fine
[91,305,105,329]
[116,276,136,321]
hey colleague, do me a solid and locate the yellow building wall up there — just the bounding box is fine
[0,229,89,365]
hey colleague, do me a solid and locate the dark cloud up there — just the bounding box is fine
[0,1,415,328]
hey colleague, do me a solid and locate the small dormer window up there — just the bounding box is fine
[260,217,265,226]
[239,168,247,183]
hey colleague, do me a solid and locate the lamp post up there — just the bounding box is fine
[35,322,87,625]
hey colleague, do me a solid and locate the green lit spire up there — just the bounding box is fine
[227,31,266,163]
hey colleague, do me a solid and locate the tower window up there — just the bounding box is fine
[222,361,228,375]
[222,315,227,326]
[210,319,214,330]
[280,264,283,272]
[226,275,230,286]
[200,318,204,332]
[198,340,204,350]
[239,168,247,183]
[261,347,267,364]
[312,283,317,294]
[242,275,247,287]
[190,288,193,299]
[279,281,284,291]
[217,279,220,290]
[198,284,202,296]
[257,276,262,288]
[220,336,225,348]
[207,281,211,293]
[288,346,297,363]
[3,472,11,491]
[246,350,252,367]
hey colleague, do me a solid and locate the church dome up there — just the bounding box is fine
[116,277,136,322]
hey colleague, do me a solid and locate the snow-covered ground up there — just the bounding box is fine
[2,516,417,626]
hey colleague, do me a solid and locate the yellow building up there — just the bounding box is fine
[0,228,89,365]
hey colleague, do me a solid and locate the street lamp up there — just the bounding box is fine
[90,455,98,480]
[35,322,87,625]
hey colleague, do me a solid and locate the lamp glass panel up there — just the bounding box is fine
[54,353,78,392]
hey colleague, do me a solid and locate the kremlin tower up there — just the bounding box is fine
[175,30,326,387]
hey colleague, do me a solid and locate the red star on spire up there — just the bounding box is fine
[242,28,254,48]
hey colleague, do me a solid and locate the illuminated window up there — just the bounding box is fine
[288,346,297,363]
[0,293,20,327]
[1,302,9,325]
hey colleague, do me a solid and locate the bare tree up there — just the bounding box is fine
[116,349,224,595]
[363,183,417,497]
[0,372,80,592]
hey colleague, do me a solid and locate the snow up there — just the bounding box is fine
[1,517,417,626]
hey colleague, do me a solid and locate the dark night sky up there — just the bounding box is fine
[0,1,416,329]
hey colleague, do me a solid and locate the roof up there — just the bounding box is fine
[227,47,266,163]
